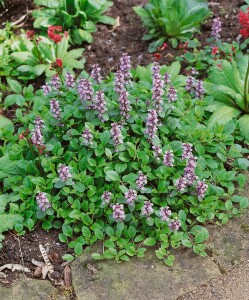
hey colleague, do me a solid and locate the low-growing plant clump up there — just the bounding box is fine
[1,52,249,265]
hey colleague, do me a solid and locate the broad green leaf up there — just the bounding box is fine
[209,106,241,127]
[7,79,22,94]
[106,170,120,182]
[238,114,249,142]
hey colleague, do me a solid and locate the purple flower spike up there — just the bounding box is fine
[101,191,112,205]
[211,17,222,41]
[195,80,204,99]
[34,117,45,130]
[58,164,72,182]
[110,122,123,148]
[145,109,159,141]
[95,90,106,121]
[184,156,197,186]
[119,90,131,119]
[112,203,125,222]
[42,83,52,95]
[175,177,187,192]
[114,71,125,94]
[163,150,174,167]
[31,117,44,146]
[169,218,181,231]
[50,99,62,120]
[36,192,51,211]
[160,206,172,221]
[164,72,171,85]
[91,64,102,84]
[167,86,177,103]
[77,78,93,102]
[196,180,208,200]
[186,76,195,92]
[191,68,199,76]
[136,171,147,191]
[152,145,162,161]
[182,143,193,160]
[151,62,164,111]
[65,72,75,88]
[51,75,60,89]
[125,189,137,206]
[120,53,132,83]
[82,128,93,145]
[141,201,154,218]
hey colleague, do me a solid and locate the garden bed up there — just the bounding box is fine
[0,0,248,296]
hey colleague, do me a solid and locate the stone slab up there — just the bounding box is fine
[0,274,56,300]
[72,244,220,300]
[206,209,249,272]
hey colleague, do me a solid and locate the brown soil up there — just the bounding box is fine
[0,0,247,292]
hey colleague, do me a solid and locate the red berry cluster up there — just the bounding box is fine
[239,9,249,38]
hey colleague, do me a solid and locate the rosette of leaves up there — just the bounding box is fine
[32,0,116,45]
[134,0,210,52]
[204,55,249,142]
[0,60,248,263]
[3,32,84,81]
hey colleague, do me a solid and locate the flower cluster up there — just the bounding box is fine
[50,99,62,120]
[159,206,172,221]
[42,83,52,95]
[163,150,174,167]
[185,77,204,100]
[110,122,123,148]
[47,26,65,43]
[141,201,154,218]
[120,53,132,83]
[58,164,72,182]
[51,75,60,89]
[31,117,44,147]
[82,128,93,145]
[125,189,137,206]
[184,156,197,186]
[65,72,75,88]
[50,58,63,72]
[95,91,106,121]
[102,191,112,205]
[164,72,171,85]
[36,192,51,212]
[211,17,222,41]
[114,71,125,94]
[196,180,208,200]
[145,109,159,141]
[26,30,35,40]
[182,143,193,159]
[119,90,131,119]
[169,218,181,231]
[136,171,147,191]
[167,86,177,103]
[77,78,94,103]
[152,145,162,161]
[90,64,102,84]
[151,62,164,111]
[112,204,125,222]
[239,9,249,38]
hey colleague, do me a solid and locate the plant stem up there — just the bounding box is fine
[244,60,249,113]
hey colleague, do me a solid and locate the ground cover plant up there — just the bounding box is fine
[32,0,116,45]
[0,53,249,265]
[134,0,210,52]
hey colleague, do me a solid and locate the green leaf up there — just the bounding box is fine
[148,37,165,53]
[237,158,249,171]
[82,226,91,238]
[98,15,116,25]
[208,106,241,127]
[100,130,111,144]
[238,115,249,142]
[4,94,26,107]
[62,224,73,237]
[106,170,120,182]
[7,79,22,93]
[143,237,156,246]
[0,115,14,133]
[62,254,75,261]
[92,253,103,260]
[94,229,104,240]
[74,243,83,256]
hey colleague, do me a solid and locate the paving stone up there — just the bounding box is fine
[71,244,220,300]
[0,274,56,300]
[206,209,249,272]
